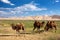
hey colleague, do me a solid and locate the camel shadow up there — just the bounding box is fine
[16,30,45,34]
[19,32,31,34]
[34,30,44,34]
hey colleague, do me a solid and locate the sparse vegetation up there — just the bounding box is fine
[0,20,60,40]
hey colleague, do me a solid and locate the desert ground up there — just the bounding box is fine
[0,20,60,40]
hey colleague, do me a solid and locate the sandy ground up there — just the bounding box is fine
[0,27,60,40]
[0,34,44,40]
[0,27,46,40]
[0,32,60,40]
[0,33,47,40]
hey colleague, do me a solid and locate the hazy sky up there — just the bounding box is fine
[0,0,60,17]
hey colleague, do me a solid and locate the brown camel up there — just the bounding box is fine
[33,21,45,32]
[44,21,57,32]
[11,23,25,33]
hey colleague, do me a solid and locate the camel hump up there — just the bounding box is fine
[20,23,24,27]
[16,23,20,26]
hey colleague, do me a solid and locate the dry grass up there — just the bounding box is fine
[0,27,60,40]
[0,30,60,40]
[0,20,60,40]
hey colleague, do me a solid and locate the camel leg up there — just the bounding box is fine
[46,27,49,31]
[45,27,49,31]
[16,30,20,34]
[15,30,20,36]
[33,26,36,31]
[37,28,40,33]
[22,27,25,33]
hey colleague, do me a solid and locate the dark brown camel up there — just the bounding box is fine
[44,21,57,32]
[11,23,25,33]
[33,21,45,32]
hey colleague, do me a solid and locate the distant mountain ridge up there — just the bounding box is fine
[51,15,60,19]
[0,15,60,20]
